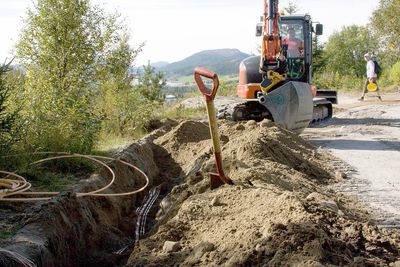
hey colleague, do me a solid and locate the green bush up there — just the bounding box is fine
[218,79,237,96]
[314,71,364,91]
[389,61,400,85]
[0,62,19,160]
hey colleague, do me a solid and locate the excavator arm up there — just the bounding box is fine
[259,0,287,92]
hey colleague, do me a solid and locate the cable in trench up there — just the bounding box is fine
[0,248,36,267]
[115,185,161,255]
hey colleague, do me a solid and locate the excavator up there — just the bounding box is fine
[219,0,337,133]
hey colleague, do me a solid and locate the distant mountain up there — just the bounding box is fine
[160,49,251,76]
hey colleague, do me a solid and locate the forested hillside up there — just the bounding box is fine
[160,48,250,76]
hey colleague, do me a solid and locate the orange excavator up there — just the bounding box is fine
[219,0,337,133]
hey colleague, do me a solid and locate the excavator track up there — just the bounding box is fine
[218,101,270,122]
[311,98,333,123]
[217,97,334,130]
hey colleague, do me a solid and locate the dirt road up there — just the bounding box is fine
[303,92,400,228]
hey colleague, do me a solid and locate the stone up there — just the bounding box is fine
[163,241,180,253]
[335,171,347,180]
[320,200,339,213]
[192,242,215,258]
[220,135,229,144]
[210,196,220,206]
[246,120,257,127]
[260,119,274,128]
[235,124,245,131]
[306,192,325,201]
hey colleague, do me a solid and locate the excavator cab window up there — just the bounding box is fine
[281,20,305,80]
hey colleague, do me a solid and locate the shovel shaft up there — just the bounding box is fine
[205,100,221,154]
[205,95,233,185]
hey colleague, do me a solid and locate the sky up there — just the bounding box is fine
[0,0,379,66]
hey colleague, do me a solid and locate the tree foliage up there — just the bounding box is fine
[389,60,400,84]
[321,25,378,78]
[312,34,325,75]
[371,0,400,64]
[97,35,145,135]
[136,63,166,103]
[16,0,134,152]
[284,1,300,15]
[0,62,19,157]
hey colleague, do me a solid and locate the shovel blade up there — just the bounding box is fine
[210,173,225,189]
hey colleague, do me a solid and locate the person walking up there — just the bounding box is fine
[359,52,382,101]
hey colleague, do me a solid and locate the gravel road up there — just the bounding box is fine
[303,92,400,228]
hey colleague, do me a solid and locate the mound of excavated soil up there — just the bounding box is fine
[127,120,400,266]
[2,119,398,267]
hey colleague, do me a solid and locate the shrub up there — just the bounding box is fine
[0,62,19,159]
[389,61,400,85]
[314,71,364,91]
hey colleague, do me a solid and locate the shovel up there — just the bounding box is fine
[194,67,234,189]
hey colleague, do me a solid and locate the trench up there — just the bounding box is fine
[0,121,190,267]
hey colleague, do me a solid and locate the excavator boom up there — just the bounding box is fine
[261,0,281,65]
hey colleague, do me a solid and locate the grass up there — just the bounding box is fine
[28,172,82,192]
[0,224,23,240]
[14,157,99,192]
[95,131,145,152]
[159,106,207,120]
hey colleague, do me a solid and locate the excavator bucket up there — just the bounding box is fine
[258,81,313,134]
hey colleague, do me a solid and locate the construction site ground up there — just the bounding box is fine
[0,92,400,266]
[304,92,400,228]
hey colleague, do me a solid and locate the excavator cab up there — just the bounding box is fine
[281,20,306,80]
[281,15,324,84]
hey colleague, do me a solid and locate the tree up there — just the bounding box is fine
[371,0,400,64]
[97,35,144,135]
[284,1,300,15]
[136,63,166,103]
[312,34,325,75]
[0,62,19,157]
[16,0,135,152]
[321,25,378,77]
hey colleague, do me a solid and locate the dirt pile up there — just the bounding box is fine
[1,119,399,266]
[127,120,400,266]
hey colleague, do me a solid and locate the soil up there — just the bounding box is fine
[1,93,400,266]
[126,119,400,266]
